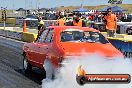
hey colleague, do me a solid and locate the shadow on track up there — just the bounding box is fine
[15,68,46,85]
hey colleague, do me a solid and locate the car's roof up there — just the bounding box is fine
[47,26,100,32]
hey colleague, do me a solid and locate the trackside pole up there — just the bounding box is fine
[4,21,5,30]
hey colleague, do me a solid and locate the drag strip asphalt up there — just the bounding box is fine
[0,36,43,88]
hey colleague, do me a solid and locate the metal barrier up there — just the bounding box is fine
[43,20,57,27]
[17,19,57,27]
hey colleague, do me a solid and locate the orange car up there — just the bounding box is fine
[22,26,123,79]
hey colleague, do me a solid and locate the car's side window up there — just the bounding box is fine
[38,29,48,43]
[45,29,54,43]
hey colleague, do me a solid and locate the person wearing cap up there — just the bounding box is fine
[38,16,44,30]
[104,8,117,37]
[36,16,45,41]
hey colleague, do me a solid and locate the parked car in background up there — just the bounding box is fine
[120,14,132,22]
[26,15,38,20]
[43,13,56,20]
[127,14,132,22]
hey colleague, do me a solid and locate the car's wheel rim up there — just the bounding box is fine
[24,59,28,70]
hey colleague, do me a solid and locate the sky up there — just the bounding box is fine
[0,0,132,9]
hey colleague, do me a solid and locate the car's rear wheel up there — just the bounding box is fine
[43,59,55,80]
[23,55,32,73]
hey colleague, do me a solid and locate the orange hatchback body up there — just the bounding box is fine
[22,26,123,78]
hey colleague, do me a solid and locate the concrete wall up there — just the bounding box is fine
[0,29,37,42]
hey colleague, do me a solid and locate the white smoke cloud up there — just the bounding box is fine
[42,53,132,88]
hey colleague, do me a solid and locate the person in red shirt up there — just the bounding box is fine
[104,8,117,37]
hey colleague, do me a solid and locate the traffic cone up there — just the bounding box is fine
[23,20,27,32]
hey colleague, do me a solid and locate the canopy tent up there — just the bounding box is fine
[98,6,127,12]
[73,8,89,12]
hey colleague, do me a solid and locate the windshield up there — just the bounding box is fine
[61,30,109,44]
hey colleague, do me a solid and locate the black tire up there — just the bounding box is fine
[23,55,32,73]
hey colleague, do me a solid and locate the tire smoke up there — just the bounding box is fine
[42,53,132,88]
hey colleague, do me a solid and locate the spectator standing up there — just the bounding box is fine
[56,15,66,26]
[36,16,44,41]
[104,8,117,37]
[73,13,83,27]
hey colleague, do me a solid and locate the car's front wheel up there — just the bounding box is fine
[43,59,55,80]
[23,55,32,73]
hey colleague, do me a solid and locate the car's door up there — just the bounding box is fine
[44,29,59,67]
[30,29,49,67]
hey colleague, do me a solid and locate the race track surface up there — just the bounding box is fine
[0,36,43,88]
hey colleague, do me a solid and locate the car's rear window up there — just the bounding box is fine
[61,29,109,44]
